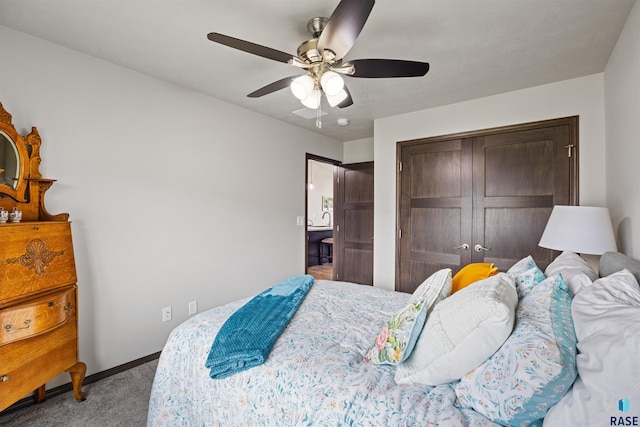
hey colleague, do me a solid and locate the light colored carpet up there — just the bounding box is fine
[0,359,158,427]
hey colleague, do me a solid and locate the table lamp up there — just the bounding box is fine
[539,205,617,255]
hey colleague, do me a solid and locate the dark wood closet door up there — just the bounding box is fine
[396,138,473,293]
[396,117,577,294]
[335,162,374,285]
[473,121,576,271]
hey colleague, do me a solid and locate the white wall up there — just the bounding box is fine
[605,0,640,257]
[343,137,374,164]
[0,26,342,384]
[373,74,607,290]
[307,160,334,226]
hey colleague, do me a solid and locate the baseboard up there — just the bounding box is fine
[0,351,161,416]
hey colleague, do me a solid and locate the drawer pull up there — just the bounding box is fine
[0,375,8,382]
[4,320,31,333]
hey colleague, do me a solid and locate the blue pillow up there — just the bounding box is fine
[455,273,577,426]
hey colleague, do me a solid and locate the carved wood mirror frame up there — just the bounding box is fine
[0,102,68,221]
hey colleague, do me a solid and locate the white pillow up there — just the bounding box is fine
[395,273,518,386]
[545,251,597,296]
[561,272,593,297]
[410,268,453,304]
[543,270,640,427]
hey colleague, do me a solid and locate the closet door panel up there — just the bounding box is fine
[482,207,553,270]
[484,139,554,197]
[473,120,576,271]
[397,139,473,293]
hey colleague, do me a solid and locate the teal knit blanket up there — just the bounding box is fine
[205,275,315,379]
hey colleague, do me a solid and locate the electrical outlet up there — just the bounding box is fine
[188,300,197,315]
[162,306,172,322]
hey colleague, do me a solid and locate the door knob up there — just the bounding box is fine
[474,244,490,252]
[455,244,469,250]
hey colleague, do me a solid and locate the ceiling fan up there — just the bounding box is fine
[206,0,429,119]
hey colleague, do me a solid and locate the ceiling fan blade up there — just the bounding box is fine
[247,76,298,98]
[317,0,375,60]
[207,32,295,64]
[337,86,353,108]
[346,59,430,78]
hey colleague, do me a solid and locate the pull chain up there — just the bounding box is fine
[316,100,322,129]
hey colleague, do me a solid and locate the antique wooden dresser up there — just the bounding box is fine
[0,102,86,412]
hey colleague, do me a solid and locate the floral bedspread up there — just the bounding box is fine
[147,280,499,426]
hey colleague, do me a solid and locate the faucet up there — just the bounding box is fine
[322,211,332,226]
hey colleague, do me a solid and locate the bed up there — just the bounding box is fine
[147,252,640,426]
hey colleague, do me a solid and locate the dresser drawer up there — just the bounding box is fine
[0,314,79,411]
[0,286,76,346]
[0,222,76,305]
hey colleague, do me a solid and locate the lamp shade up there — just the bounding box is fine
[538,205,617,255]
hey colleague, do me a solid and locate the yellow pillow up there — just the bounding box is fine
[451,263,499,294]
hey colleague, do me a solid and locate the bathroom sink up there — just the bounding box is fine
[307,225,332,231]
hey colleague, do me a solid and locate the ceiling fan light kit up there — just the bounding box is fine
[207,0,429,127]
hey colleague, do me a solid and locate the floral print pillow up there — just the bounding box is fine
[365,297,428,364]
[365,269,452,365]
[455,274,577,426]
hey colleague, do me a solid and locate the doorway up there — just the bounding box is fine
[306,155,339,280]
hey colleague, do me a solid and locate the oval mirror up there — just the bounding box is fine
[0,130,19,190]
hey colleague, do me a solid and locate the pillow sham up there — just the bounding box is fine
[544,270,640,427]
[451,263,499,294]
[505,255,545,299]
[507,255,538,277]
[513,266,545,299]
[545,251,597,296]
[365,269,452,365]
[395,273,518,386]
[456,273,577,426]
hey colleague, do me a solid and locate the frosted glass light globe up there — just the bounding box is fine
[300,89,321,109]
[320,71,344,96]
[326,89,348,107]
[291,75,314,100]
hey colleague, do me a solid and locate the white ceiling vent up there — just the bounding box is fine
[292,108,328,120]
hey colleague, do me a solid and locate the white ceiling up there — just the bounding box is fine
[0,0,635,141]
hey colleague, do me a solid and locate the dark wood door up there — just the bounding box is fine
[335,162,374,285]
[396,117,578,293]
[396,138,473,293]
[473,122,576,271]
